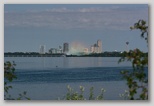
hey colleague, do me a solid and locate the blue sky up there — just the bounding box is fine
[4,4,148,52]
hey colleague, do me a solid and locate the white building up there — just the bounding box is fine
[49,48,62,54]
[40,45,45,54]
[97,40,102,53]
[90,46,94,53]
[90,40,102,53]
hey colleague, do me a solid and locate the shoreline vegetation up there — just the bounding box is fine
[4,51,148,57]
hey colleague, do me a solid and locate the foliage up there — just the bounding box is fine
[119,90,130,100]
[63,85,105,100]
[4,61,17,83]
[64,85,85,100]
[119,19,148,100]
[96,88,106,100]
[17,91,30,100]
[89,87,94,100]
[4,61,16,99]
[4,61,30,100]
[130,20,148,43]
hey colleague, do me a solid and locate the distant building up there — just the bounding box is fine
[63,43,69,54]
[93,44,99,53]
[40,45,45,54]
[84,48,89,54]
[90,46,94,53]
[59,46,63,53]
[49,48,62,54]
[97,40,102,53]
[49,48,57,54]
[90,40,102,53]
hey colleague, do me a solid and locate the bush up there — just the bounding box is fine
[62,85,105,100]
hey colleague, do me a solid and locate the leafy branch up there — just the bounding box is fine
[119,20,148,100]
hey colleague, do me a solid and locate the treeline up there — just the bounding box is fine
[69,52,124,57]
[4,52,65,57]
[67,51,148,57]
[4,51,148,57]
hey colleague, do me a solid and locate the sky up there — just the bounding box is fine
[4,4,149,52]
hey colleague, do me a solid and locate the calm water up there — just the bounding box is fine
[4,57,148,100]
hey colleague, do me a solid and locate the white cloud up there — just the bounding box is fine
[4,6,148,30]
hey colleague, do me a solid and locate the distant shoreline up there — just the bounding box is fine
[4,55,122,57]
[4,52,148,57]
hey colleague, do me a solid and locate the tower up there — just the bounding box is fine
[97,40,102,53]
[40,45,45,54]
[63,43,69,54]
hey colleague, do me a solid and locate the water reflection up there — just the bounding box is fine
[63,57,69,68]
[41,57,45,69]
[92,57,102,67]
[4,57,132,70]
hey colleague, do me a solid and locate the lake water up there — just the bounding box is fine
[4,57,147,100]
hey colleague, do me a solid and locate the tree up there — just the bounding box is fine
[4,61,30,100]
[119,20,148,100]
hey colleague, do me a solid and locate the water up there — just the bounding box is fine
[4,57,148,100]
[5,57,131,69]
